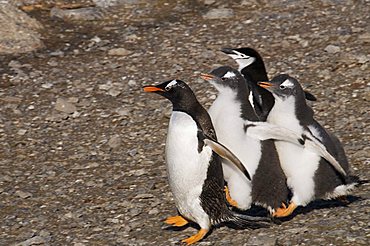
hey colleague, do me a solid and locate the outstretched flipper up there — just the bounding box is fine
[203,137,251,181]
[244,121,347,177]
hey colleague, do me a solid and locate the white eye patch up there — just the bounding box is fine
[165,80,178,90]
[280,79,294,88]
[223,71,236,78]
[228,50,256,69]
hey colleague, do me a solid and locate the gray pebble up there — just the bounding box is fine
[203,8,234,19]
[15,190,32,199]
[324,44,341,54]
[108,48,133,56]
[55,98,77,114]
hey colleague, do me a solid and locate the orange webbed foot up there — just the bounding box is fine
[273,202,297,217]
[224,186,238,207]
[165,215,188,227]
[181,229,208,245]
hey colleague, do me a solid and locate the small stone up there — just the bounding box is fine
[50,7,104,21]
[203,8,234,19]
[128,80,137,86]
[108,48,133,56]
[17,129,27,136]
[108,88,121,97]
[41,83,53,89]
[16,235,46,246]
[134,193,154,199]
[55,98,77,114]
[108,135,121,149]
[325,45,341,54]
[148,208,159,215]
[15,190,32,199]
[116,107,130,116]
[64,212,74,219]
[358,32,370,43]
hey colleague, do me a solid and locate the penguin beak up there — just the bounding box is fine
[143,86,165,93]
[257,82,273,89]
[220,47,235,55]
[200,73,215,81]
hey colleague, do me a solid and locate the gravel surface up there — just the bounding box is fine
[0,0,369,245]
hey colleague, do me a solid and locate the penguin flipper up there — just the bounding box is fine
[303,131,347,177]
[244,121,347,177]
[304,90,317,101]
[243,121,305,145]
[203,138,251,181]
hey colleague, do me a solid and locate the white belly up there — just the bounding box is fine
[274,141,321,206]
[267,99,321,206]
[209,93,261,209]
[165,111,211,227]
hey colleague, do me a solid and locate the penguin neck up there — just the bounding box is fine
[294,93,315,126]
[216,87,259,121]
[268,94,314,130]
[173,100,217,140]
[240,61,268,83]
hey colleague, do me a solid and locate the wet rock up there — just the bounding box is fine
[325,44,341,54]
[55,98,77,114]
[203,8,234,19]
[108,48,133,56]
[0,3,44,54]
[50,7,105,21]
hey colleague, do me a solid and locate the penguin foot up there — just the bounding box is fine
[224,186,238,207]
[181,229,208,245]
[273,202,297,217]
[165,215,188,227]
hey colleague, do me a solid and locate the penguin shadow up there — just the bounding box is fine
[276,195,362,222]
[163,222,215,242]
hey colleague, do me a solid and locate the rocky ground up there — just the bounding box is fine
[0,0,369,245]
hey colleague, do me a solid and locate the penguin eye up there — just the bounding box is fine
[165,86,171,91]
[279,85,286,90]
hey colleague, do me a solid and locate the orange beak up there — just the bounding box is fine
[143,86,165,92]
[257,81,273,89]
[200,73,215,81]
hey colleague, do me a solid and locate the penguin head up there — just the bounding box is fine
[143,79,196,107]
[200,66,247,92]
[221,47,261,70]
[258,74,304,100]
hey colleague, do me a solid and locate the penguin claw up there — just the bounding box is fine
[181,229,208,245]
[165,215,188,227]
[273,202,297,217]
[224,186,239,207]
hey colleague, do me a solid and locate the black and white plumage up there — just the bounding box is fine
[201,66,289,214]
[221,47,316,120]
[143,79,270,244]
[258,74,358,217]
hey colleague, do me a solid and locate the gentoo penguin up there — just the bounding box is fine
[221,47,316,120]
[143,79,270,244]
[201,66,290,214]
[258,74,358,217]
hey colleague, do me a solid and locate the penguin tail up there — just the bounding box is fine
[223,211,272,229]
[345,175,367,186]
